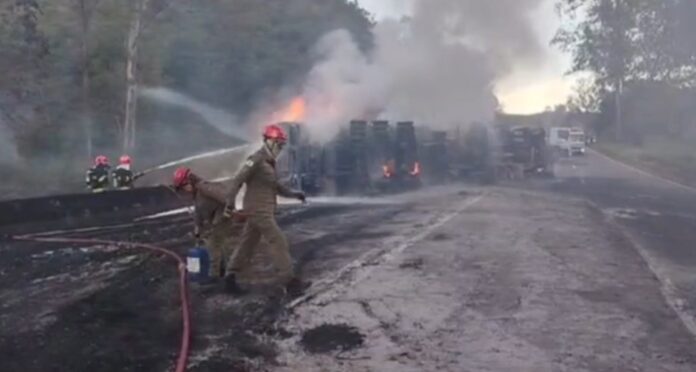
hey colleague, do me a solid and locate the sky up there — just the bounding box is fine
[356,0,576,115]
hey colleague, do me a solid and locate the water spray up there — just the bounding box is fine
[140,144,251,175]
[140,87,249,141]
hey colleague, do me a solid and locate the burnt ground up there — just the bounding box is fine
[0,201,414,371]
[300,324,364,354]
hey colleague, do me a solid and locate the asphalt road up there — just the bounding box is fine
[275,156,696,371]
[545,150,696,334]
[4,150,696,371]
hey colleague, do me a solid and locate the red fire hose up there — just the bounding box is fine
[15,236,191,372]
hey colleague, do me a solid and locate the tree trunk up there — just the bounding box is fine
[78,0,92,159]
[123,0,149,152]
[615,78,623,142]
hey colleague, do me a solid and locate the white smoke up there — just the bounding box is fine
[296,0,546,142]
[0,117,19,165]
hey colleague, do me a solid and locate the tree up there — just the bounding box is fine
[122,0,147,151]
[555,0,696,143]
[0,0,51,156]
[123,0,188,151]
[74,0,102,158]
[554,0,639,139]
[154,0,373,116]
[567,77,601,113]
[0,0,375,197]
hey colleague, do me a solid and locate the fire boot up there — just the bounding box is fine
[285,277,311,297]
[224,273,247,295]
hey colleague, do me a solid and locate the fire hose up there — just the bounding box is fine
[14,235,191,372]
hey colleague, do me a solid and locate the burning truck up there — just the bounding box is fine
[493,125,556,179]
[276,120,494,195]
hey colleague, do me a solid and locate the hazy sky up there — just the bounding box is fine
[357,0,575,114]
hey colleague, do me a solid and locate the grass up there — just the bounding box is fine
[594,136,696,187]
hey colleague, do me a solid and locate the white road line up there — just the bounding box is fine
[288,194,486,309]
[590,148,696,193]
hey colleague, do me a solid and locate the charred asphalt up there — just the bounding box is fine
[0,200,412,371]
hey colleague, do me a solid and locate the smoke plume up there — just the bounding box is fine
[296,0,546,142]
[0,116,19,165]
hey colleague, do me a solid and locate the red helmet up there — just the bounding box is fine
[119,155,132,165]
[173,167,192,188]
[94,155,109,166]
[263,124,287,143]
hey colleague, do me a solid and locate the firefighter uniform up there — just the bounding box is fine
[192,180,243,278]
[225,147,299,281]
[112,155,144,190]
[86,164,110,192]
[112,166,135,190]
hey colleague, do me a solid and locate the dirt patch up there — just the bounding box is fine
[300,324,365,354]
[429,232,450,241]
[399,257,424,270]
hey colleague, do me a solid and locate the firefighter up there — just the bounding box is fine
[223,124,308,296]
[173,167,244,281]
[112,155,144,190]
[85,155,111,192]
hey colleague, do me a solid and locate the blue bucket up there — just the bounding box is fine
[186,247,210,282]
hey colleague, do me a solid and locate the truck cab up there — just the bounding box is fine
[548,127,586,156]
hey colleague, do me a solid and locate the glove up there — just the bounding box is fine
[295,192,306,203]
[193,227,204,245]
[223,204,235,219]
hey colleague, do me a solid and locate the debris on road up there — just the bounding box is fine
[300,323,365,354]
[398,257,424,270]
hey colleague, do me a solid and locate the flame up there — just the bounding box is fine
[272,97,307,123]
[410,162,421,176]
[383,160,394,178]
[383,164,392,178]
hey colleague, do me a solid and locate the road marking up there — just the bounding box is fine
[288,194,486,309]
[590,148,696,193]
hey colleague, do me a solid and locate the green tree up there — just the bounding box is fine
[153,0,373,115]
[0,0,374,197]
[554,0,696,140]
[567,77,601,114]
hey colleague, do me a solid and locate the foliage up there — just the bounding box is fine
[566,77,601,114]
[554,0,696,140]
[0,0,373,168]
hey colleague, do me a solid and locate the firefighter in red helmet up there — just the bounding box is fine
[173,167,245,282]
[112,155,144,190]
[85,155,111,192]
[223,124,308,296]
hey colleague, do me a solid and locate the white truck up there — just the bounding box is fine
[548,127,586,156]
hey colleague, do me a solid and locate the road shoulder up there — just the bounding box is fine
[591,145,696,193]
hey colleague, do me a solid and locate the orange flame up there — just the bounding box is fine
[410,162,421,176]
[272,97,307,123]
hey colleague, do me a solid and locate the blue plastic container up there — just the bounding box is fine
[186,247,210,282]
